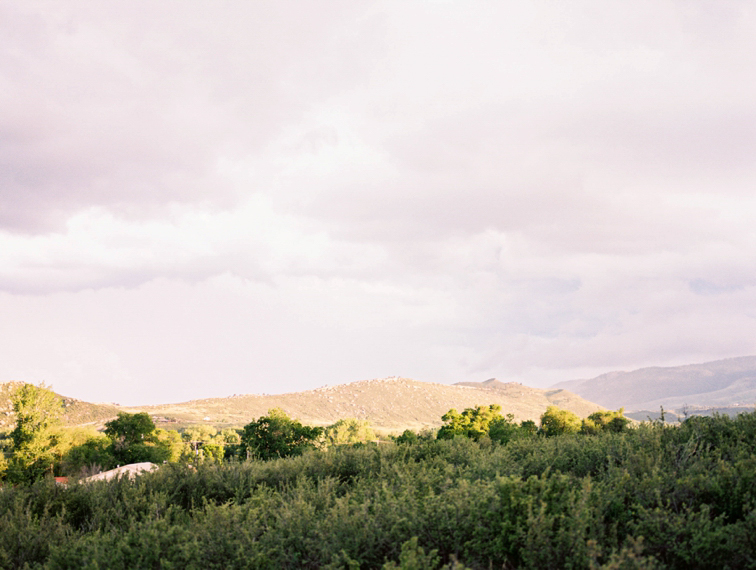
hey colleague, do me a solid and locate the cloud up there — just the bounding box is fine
[2,1,756,402]
[0,2,382,231]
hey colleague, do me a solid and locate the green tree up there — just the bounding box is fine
[325,418,376,446]
[104,412,173,464]
[580,409,630,435]
[181,425,225,464]
[219,428,241,445]
[488,413,522,444]
[0,447,7,480]
[61,435,116,476]
[154,428,184,463]
[437,405,503,440]
[182,425,217,444]
[219,428,243,461]
[540,406,581,436]
[240,408,323,460]
[105,412,156,446]
[394,429,419,445]
[520,419,538,435]
[382,537,472,570]
[7,383,63,482]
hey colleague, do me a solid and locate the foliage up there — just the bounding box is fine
[59,433,115,475]
[540,405,582,436]
[325,418,376,446]
[179,425,241,464]
[240,408,324,460]
[437,405,504,440]
[182,424,218,444]
[394,429,419,445]
[103,412,173,465]
[438,405,539,444]
[6,409,756,568]
[154,428,185,463]
[6,383,63,483]
[488,413,528,444]
[105,412,157,447]
[382,537,472,569]
[581,409,631,435]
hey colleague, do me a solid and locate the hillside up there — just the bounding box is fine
[551,355,756,411]
[1,377,602,433]
[119,377,602,432]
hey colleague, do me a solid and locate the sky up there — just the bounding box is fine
[2,1,756,405]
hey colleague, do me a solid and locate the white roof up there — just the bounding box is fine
[83,462,158,482]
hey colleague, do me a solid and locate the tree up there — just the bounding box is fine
[219,428,243,461]
[437,405,503,440]
[324,418,376,446]
[394,429,419,445]
[539,406,581,436]
[154,428,184,463]
[105,412,156,447]
[488,413,522,444]
[580,409,630,435]
[181,425,225,464]
[0,446,8,480]
[240,408,323,460]
[60,434,116,476]
[520,419,538,435]
[104,412,171,464]
[7,383,63,482]
[437,405,537,444]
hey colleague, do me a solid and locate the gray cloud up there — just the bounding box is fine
[0,2,381,231]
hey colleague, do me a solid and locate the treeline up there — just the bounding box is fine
[0,384,376,484]
[0,386,618,485]
[3,385,756,568]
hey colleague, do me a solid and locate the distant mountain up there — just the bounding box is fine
[551,356,756,411]
[1,377,604,434]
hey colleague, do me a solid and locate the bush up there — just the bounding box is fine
[540,406,581,436]
[3,410,756,568]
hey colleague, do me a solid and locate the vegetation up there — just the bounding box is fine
[239,408,324,460]
[4,383,756,568]
[324,418,376,446]
[5,384,63,483]
[539,404,582,436]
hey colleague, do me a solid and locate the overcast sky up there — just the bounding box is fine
[2,1,755,405]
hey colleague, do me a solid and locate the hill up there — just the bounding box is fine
[551,355,756,412]
[119,377,602,432]
[2,377,604,433]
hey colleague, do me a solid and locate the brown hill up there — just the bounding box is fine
[122,377,603,432]
[454,378,601,415]
[2,377,603,434]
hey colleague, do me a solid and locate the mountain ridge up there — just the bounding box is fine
[551,355,756,411]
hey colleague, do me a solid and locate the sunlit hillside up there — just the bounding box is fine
[1,377,603,433]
